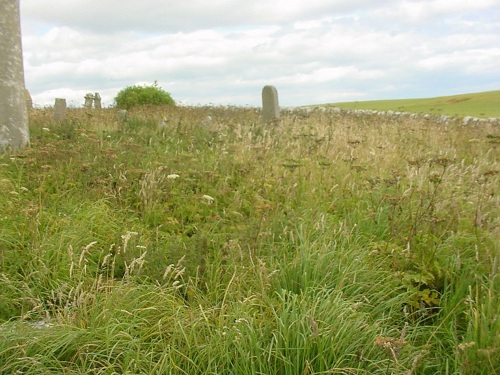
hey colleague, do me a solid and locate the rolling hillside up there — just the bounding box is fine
[327,90,500,118]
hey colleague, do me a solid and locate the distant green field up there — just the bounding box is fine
[327,90,500,118]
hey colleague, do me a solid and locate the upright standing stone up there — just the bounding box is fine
[84,93,94,108]
[54,98,67,122]
[0,0,29,150]
[24,89,32,109]
[262,85,280,123]
[94,92,101,109]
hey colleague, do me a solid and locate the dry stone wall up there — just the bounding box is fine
[283,106,500,126]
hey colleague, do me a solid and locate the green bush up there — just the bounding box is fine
[114,81,175,109]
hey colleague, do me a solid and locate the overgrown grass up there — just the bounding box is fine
[0,105,498,374]
[328,90,500,118]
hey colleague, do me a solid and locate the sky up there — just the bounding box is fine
[20,0,500,108]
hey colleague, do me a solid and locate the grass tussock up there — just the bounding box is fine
[0,105,498,374]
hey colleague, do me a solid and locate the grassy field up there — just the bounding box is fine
[0,106,499,374]
[328,90,500,118]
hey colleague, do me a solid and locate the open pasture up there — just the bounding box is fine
[329,90,500,118]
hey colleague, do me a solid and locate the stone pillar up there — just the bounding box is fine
[84,93,94,108]
[94,92,101,109]
[24,89,32,109]
[262,85,280,123]
[54,98,67,122]
[0,0,29,150]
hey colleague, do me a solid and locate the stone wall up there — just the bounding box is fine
[283,106,500,126]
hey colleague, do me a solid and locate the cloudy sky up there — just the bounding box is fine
[20,0,500,107]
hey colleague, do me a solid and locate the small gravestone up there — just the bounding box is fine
[262,85,280,123]
[94,92,101,109]
[84,93,94,108]
[54,98,66,121]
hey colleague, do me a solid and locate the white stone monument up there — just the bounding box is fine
[0,0,29,150]
[262,85,280,123]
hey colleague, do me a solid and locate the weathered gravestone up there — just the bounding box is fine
[0,0,29,150]
[54,98,67,122]
[84,92,102,109]
[84,93,94,108]
[262,85,280,123]
[94,92,102,109]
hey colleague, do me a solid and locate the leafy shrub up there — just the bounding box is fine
[114,81,175,109]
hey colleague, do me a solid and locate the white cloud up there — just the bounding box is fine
[275,66,386,85]
[20,0,500,107]
[417,48,500,74]
[21,0,389,33]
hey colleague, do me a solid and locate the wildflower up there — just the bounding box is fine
[375,335,408,364]
[202,194,215,204]
[458,342,475,351]
[167,174,180,180]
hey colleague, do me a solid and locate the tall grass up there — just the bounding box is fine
[0,105,498,374]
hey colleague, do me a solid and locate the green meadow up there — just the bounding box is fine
[0,105,498,374]
[328,90,500,118]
